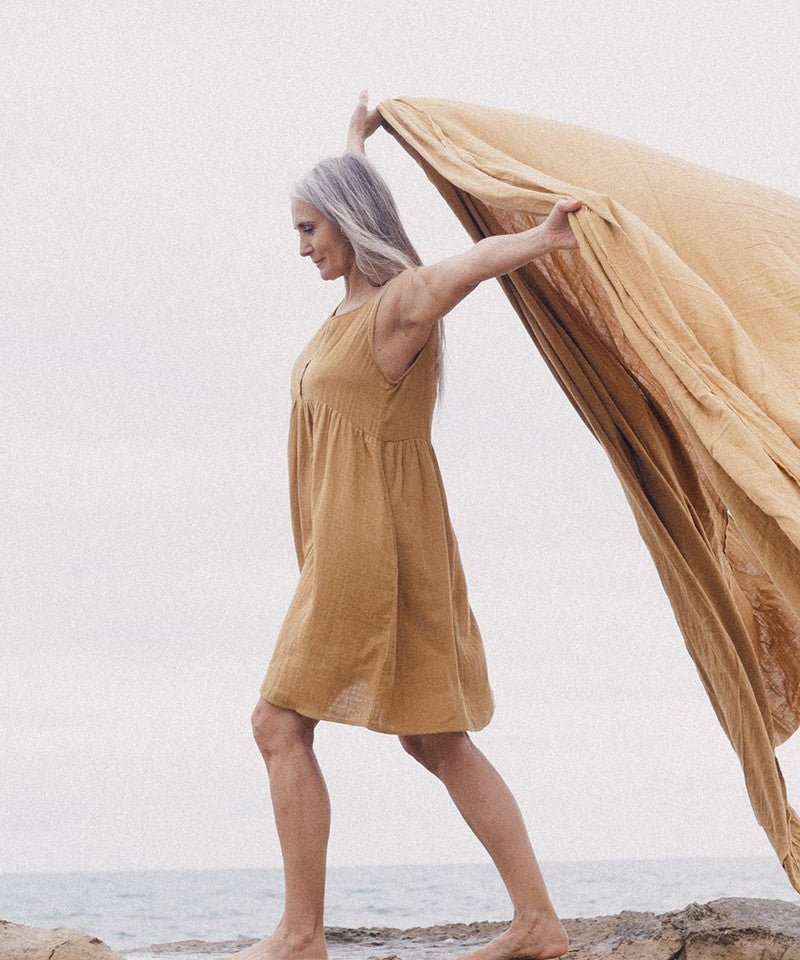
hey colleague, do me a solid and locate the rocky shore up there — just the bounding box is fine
[3,897,800,959]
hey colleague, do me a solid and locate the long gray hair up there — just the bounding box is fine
[292,151,445,407]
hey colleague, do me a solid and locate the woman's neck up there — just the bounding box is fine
[335,264,379,315]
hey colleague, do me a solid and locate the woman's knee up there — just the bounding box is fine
[398,731,472,774]
[251,697,316,759]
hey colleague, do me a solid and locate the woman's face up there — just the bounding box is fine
[291,199,354,281]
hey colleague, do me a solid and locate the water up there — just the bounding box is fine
[0,857,796,953]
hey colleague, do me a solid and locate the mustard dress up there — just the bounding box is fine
[260,274,495,734]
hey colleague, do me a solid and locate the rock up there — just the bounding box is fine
[9,897,800,959]
[560,897,800,960]
[0,919,124,960]
[133,897,800,958]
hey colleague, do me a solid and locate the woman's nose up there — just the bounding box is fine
[299,239,313,256]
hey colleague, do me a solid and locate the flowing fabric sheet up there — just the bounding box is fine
[377,97,800,890]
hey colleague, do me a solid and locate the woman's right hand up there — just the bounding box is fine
[346,89,382,153]
[539,197,583,252]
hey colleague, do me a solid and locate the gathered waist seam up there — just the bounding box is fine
[293,395,431,443]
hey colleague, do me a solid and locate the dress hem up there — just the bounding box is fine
[258,688,495,736]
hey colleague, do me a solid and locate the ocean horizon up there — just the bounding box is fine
[2,855,798,953]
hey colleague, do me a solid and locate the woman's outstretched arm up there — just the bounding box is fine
[383,198,584,330]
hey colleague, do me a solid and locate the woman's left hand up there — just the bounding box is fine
[346,89,382,153]
[540,197,583,252]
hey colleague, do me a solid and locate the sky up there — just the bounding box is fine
[4,0,800,899]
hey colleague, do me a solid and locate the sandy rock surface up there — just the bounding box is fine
[0,919,124,960]
[122,897,800,959]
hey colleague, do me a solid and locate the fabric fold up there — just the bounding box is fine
[377,96,800,890]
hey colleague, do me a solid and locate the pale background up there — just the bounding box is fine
[4,0,799,894]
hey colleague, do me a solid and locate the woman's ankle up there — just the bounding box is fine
[274,914,326,945]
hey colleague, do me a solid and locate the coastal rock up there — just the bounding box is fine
[127,897,800,958]
[0,919,124,960]
[561,897,800,959]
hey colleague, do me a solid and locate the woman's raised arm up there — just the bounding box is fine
[383,197,583,331]
[346,89,382,153]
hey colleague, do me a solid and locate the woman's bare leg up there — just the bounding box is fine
[399,732,568,960]
[229,698,330,960]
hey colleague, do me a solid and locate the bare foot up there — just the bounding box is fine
[224,925,328,960]
[451,914,569,960]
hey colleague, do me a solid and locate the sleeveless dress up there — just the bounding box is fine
[260,274,495,735]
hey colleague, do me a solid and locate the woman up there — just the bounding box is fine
[238,92,582,960]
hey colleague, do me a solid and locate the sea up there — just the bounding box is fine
[1,857,798,955]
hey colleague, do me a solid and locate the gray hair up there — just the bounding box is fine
[292,151,445,407]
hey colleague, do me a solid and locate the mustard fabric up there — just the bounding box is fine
[376,96,800,891]
[261,277,494,734]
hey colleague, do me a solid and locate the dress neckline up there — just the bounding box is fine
[327,283,386,321]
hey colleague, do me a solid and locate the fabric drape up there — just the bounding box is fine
[377,96,800,891]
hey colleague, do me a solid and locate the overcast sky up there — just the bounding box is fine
[4,0,800,894]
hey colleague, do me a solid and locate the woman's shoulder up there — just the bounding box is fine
[376,266,423,315]
[381,265,418,293]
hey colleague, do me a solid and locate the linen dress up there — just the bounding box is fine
[260,274,495,734]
